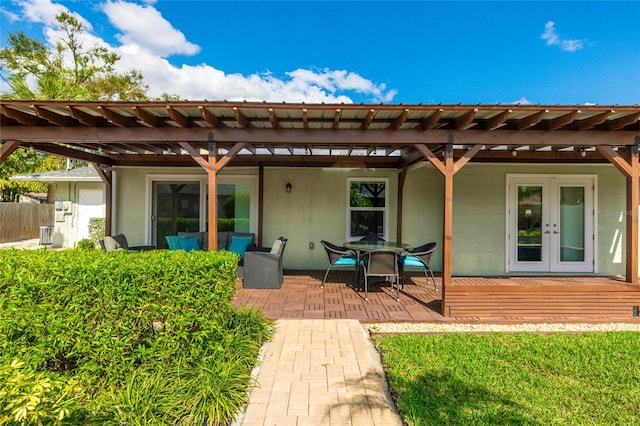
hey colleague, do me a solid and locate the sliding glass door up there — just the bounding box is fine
[152,181,203,249]
[149,175,257,249]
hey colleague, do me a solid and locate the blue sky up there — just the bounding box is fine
[1,0,639,105]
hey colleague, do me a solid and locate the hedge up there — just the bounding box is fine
[0,248,272,425]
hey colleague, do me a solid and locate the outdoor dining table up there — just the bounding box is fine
[343,241,411,292]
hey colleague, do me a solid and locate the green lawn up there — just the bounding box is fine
[374,332,640,425]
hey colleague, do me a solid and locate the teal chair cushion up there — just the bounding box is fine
[334,255,357,266]
[179,236,201,251]
[165,235,187,250]
[403,256,425,268]
[228,235,253,256]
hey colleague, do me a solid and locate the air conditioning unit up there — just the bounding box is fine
[39,226,54,245]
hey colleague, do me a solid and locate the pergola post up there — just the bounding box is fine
[179,136,247,251]
[396,167,408,243]
[207,136,219,250]
[442,143,454,292]
[414,140,484,316]
[91,163,112,237]
[597,141,640,284]
[626,143,639,283]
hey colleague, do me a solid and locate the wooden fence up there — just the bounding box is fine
[0,203,54,243]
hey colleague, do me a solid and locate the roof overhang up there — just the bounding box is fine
[10,166,101,183]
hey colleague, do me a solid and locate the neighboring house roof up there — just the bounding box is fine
[11,166,101,183]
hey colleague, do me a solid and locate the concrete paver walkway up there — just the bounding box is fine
[238,319,403,426]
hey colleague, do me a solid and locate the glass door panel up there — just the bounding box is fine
[559,186,585,262]
[517,185,543,262]
[217,183,251,232]
[153,182,201,249]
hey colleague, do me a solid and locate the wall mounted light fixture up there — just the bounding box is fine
[286,182,292,193]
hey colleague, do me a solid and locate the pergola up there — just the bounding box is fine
[2,101,640,291]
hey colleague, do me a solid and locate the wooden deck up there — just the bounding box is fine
[232,271,640,323]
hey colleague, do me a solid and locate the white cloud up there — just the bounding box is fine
[19,0,91,30]
[541,21,585,52]
[7,0,396,103]
[0,7,21,23]
[511,97,531,105]
[101,0,200,57]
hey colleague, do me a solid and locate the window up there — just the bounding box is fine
[347,179,388,240]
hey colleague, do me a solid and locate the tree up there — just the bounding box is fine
[0,12,150,201]
[0,12,148,100]
[0,150,66,202]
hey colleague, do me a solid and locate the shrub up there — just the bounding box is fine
[87,217,105,245]
[0,359,85,425]
[76,238,95,251]
[0,249,272,424]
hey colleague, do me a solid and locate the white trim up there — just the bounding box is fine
[346,177,389,241]
[506,174,597,273]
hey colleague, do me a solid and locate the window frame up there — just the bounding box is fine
[345,177,389,241]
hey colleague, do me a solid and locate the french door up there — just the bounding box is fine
[507,175,595,273]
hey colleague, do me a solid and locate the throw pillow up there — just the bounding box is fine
[165,235,186,250]
[179,236,201,251]
[270,238,283,255]
[228,235,253,256]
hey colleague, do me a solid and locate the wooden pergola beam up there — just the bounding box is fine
[68,106,102,126]
[33,105,72,126]
[596,146,632,176]
[199,106,219,127]
[4,126,636,147]
[268,108,280,129]
[391,109,409,130]
[99,106,135,127]
[0,140,21,162]
[362,109,375,130]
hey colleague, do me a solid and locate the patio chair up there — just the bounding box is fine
[361,249,400,302]
[320,240,358,288]
[100,234,155,252]
[243,237,287,289]
[399,242,437,291]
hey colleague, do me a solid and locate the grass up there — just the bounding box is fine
[373,332,640,425]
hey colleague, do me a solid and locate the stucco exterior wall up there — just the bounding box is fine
[262,167,398,270]
[114,163,628,275]
[403,163,627,276]
[115,166,398,270]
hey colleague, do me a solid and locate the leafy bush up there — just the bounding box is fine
[0,359,85,425]
[87,218,105,245]
[75,238,95,251]
[0,249,272,425]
